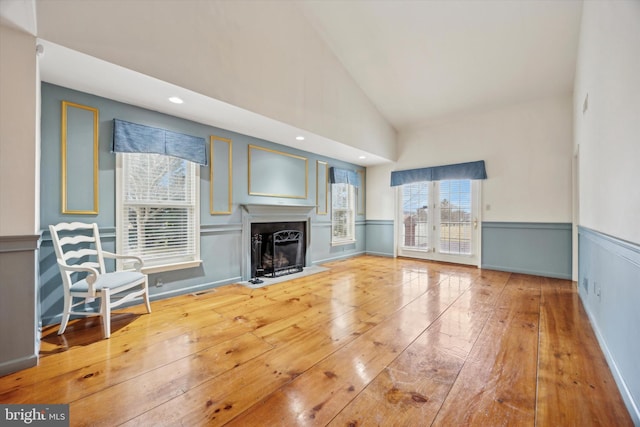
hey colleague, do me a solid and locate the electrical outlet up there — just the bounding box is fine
[582,277,589,294]
[156,278,164,287]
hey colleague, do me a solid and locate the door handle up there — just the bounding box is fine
[473,218,478,229]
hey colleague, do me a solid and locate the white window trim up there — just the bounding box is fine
[331,183,356,246]
[116,153,202,273]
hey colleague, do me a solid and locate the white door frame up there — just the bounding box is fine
[396,180,482,267]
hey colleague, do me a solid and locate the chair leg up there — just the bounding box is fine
[143,278,152,313]
[58,295,72,335]
[100,289,111,339]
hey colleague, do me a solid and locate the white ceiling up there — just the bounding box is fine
[301,0,583,130]
[2,0,583,165]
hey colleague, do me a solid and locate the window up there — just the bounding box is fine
[331,182,356,245]
[116,152,200,272]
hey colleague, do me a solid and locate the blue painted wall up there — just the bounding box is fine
[0,236,39,376]
[578,227,640,424]
[40,83,365,325]
[363,220,573,277]
[482,222,572,279]
[365,220,394,257]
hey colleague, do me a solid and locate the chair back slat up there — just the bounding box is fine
[62,248,99,263]
[75,261,101,270]
[51,222,95,232]
[49,222,107,275]
[58,235,96,246]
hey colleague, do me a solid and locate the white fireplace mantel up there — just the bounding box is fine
[240,204,316,281]
[241,203,316,216]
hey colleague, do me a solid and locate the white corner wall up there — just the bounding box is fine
[574,0,640,245]
[35,1,395,161]
[573,3,640,422]
[0,24,38,236]
[367,96,573,223]
[0,23,40,376]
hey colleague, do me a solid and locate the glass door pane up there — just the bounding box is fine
[401,182,430,250]
[439,180,472,255]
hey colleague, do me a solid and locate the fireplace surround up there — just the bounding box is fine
[241,204,315,281]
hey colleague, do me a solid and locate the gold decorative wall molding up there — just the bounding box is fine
[210,135,233,214]
[248,145,308,199]
[316,161,328,215]
[357,169,366,215]
[61,100,99,214]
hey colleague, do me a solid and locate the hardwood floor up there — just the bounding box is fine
[0,255,632,426]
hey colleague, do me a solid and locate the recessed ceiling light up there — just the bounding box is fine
[296,136,305,141]
[359,155,367,159]
[168,96,184,104]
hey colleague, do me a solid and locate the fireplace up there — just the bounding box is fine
[251,221,305,278]
[241,204,316,281]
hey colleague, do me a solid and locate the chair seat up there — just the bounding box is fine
[71,271,145,292]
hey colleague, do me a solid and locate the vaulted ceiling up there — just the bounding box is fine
[1,0,583,165]
[301,0,583,130]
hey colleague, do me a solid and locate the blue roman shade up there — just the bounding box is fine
[112,119,207,165]
[390,160,487,186]
[329,167,361,186]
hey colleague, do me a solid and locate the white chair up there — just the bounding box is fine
[49,222,151,338]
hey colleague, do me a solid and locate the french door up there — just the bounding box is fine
[397,179,480,266]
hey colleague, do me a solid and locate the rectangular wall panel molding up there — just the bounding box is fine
[481,222,572,279]
[61,101,99,214]
[210,135,233,214]
[316,161,328,215]
[578,226,640,425]
[248,145,307,199]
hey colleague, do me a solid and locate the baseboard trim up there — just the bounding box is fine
[582,298,640,425]
[365,251,394,258]
[480,263,572,280]
[0,353,38,377]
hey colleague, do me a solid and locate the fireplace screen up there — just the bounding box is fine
[251,222,305,279]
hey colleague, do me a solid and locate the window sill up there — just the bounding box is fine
[141,260,203,275]
[400,247,432,253]
[331,239,356,247]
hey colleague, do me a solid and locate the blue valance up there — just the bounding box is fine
[329,167,361,186]
[390,160,487,186]
[112,119,207,165]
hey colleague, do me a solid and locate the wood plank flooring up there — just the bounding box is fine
[0,255,632,426]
